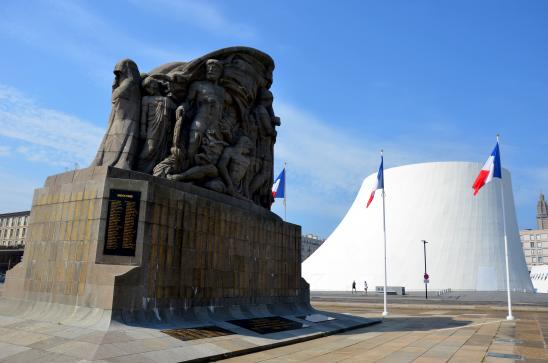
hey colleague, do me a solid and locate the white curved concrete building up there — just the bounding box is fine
[303,162,533,292]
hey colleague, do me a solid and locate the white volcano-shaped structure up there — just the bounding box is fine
[303,162,533,292]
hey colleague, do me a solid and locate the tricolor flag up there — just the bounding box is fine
[272,168,285,198]
[472,141,502,196]
[366,155,384,208]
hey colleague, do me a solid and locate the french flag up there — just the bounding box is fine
[472,141,502,196]
[272,168,285,198]
[366,155,384,208]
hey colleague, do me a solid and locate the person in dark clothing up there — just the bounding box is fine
[352,280,357,294]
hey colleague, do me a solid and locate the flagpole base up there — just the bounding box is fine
[506,315,514,321]
[382,311,389,317]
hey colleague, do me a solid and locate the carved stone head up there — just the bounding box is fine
[142,77,162,96]
[258,88,273,105]
[205,59,223,82]
[114,59,140,83]
[237,135,254,155]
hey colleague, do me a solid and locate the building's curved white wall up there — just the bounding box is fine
[302,162,533,292]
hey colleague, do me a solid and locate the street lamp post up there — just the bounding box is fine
[422,240,429,300]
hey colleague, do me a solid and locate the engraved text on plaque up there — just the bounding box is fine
[103,189,140,256]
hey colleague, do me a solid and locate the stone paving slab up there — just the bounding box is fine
[4,291,548,362]
[221,302,548,362]
[0,300,379,362]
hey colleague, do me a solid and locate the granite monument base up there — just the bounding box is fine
[3,166,309,318]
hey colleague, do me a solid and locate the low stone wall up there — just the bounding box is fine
[4,167,309,318]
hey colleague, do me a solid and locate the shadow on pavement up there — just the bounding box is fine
[339,316,474,333]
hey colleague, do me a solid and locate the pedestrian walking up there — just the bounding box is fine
[352,280,356,294]
[364,280,368,295]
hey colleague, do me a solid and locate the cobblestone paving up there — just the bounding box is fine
[221,303,548,362]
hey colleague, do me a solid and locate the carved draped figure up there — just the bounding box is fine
[90,48,280,210]
[136,95,176,173]
[91,59,141,170]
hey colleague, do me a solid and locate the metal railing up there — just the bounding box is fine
[436,288,452,296]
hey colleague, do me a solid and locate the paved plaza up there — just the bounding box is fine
[1,284,548,362]
[222,293,548,363]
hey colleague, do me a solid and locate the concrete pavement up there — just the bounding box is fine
[221,295,548,362]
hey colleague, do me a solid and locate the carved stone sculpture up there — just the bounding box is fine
[136,77,176,173]
[185,59,226,166]
[217,135,255,196]
[249,88,280,206]
[91,59,142,169]
[152,104,187,178]
[90,47,280,209]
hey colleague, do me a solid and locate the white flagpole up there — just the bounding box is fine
[283,161,287,222]
[498,134,514,320]
[381,149,388,317]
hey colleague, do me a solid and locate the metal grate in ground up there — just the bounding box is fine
[161,325,235,341]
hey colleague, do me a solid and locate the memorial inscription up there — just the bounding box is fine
[103,189,140,256]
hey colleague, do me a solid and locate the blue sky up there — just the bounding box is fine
[0,1,547,237]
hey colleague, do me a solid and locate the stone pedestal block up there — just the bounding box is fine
[4,167,309,316]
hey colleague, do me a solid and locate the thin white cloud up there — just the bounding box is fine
[128,0,256,40]
[273,101,477,198]
[272,101,547,236]
[271,100,540,234]
[0,145,10,156]
[0,168,38,212]
[0,1,196,84]
[0,85,103,166]
[272,102,400,219]
[514,166,548,205]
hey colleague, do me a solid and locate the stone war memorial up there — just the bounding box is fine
[0,47,377,361]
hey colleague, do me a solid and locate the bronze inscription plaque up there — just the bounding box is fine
[103,189,140,256]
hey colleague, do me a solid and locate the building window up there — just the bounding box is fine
[532,257,537,263]
[539,242,543,248]
[539,257,544,263]
[531,242,535,248]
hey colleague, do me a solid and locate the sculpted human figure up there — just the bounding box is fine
[164,129,222,184]
[217,136,255,197]
[91,59,141,169]
[153,104,187,178]
[249,89,280,206]
[90,48,280,208]
[136,77,176,173]
[185,59,226,165]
